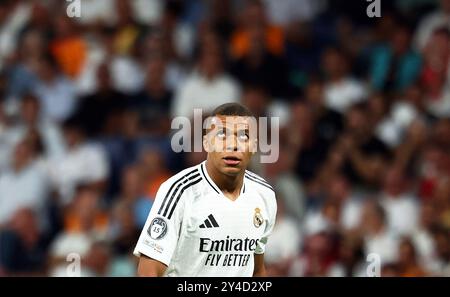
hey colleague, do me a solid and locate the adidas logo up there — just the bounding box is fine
[199,214,219,228]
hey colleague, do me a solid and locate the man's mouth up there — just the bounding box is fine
[222,156,241,166]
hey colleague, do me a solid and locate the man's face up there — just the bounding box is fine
[204,115,257,176]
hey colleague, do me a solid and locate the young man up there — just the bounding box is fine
[134,103,277,276]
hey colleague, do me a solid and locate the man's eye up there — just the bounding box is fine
[217,130,226,138]
[238,132,249,141]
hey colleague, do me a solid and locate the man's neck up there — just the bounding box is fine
[205,160,244,201]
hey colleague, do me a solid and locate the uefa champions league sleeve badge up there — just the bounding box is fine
[148,217,168,240]
[253,208,263,228]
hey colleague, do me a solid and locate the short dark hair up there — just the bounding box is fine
[212,103,254,118]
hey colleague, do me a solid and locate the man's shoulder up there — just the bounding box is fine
[160,163,203,191]
[244,170,275,197]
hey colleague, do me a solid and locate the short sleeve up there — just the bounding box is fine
[133,180,185,266]
[255,192,277,255]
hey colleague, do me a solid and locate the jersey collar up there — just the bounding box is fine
[200,161,246,196]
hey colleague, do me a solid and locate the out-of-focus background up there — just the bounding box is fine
[0,0,449,277]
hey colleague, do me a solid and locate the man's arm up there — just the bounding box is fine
[137,255,167,277]
[253,253,267,277]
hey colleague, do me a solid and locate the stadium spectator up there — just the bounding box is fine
[171,31,240,118]
[0,138,49,227]
[321,48,368,114]
[48,116,109,205]
[0,208,47,275]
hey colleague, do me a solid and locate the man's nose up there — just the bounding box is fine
[225,135,238,151]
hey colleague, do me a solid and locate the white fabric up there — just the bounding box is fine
[171,71,241,118]
[263,0,325,26]
[324,78,368,113]
[49,143,109,205]
[0,161,49,225]
[264,216,301,264]
[364,228,399,264]
[381,193,419,236]
[32,77,77,123]
[110,55,145,95]
[341,197,363,231]
[414,11,450,50]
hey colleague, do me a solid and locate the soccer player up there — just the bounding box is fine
[134,103,277,277]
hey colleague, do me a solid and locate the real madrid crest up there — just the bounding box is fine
[253,208,263,228]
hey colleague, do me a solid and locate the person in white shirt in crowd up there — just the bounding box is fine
[171,31,240,118]
[48,116,109,206]
[0,0,33,71]
[414,0,450,50]
[375,84,423,149]
[321,47,368,114]
[6,94,66,161]
[0,137,49,227]
[49,185,109,277]
[411,201,442,275]
[31,54,77,123]
[380,165,419,236]
[360,200,399,265]
[264,197,302,276]
[420,27,450,118]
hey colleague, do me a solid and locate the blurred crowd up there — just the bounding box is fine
[0,0,450,277]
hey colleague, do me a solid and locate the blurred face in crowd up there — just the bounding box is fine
[291,102,314,143]
[112,202,136,235]
[145,56,166,93]
[73,187,101,231]
[361,201,385,234]
[121,166,144,199]
[53,15,75,38]
[322,49,348,80]
[327,174,350,202]
[434,230,450,259]
[97,63,112,91]
[305,81,325,108]
[433,119,450,148]
[367,94,386,123]
[204,115,257,176]
[63,126,83,148]
[383,166,408,197]
[10,208,39,247]
[392,27,411,55]
[243,1,266,27]
[398,238,417,266]
[84,242,111,276]
[139,149,165,176]
[345,106,369,138]
[199,37,223,79]
[20,30,45,61]
[21,95,40,125]
[241,86,267,118]
[13,140,34,171]
[35,57,57,82]
[248,24,266,59]
[419,202,436,229]
[425,30,450,60]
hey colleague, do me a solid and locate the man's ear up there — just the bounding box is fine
[250,138,258,155]
[203,134,210,153]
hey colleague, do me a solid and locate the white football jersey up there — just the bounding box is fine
[133,161,277,277]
